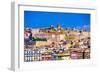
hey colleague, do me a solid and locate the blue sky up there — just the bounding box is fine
[24,11,90,31]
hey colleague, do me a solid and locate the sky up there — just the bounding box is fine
[24,11,90,31]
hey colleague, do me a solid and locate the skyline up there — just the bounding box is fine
[24,11,90,31]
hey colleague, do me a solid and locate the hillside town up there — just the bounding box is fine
[24,24,90,62]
